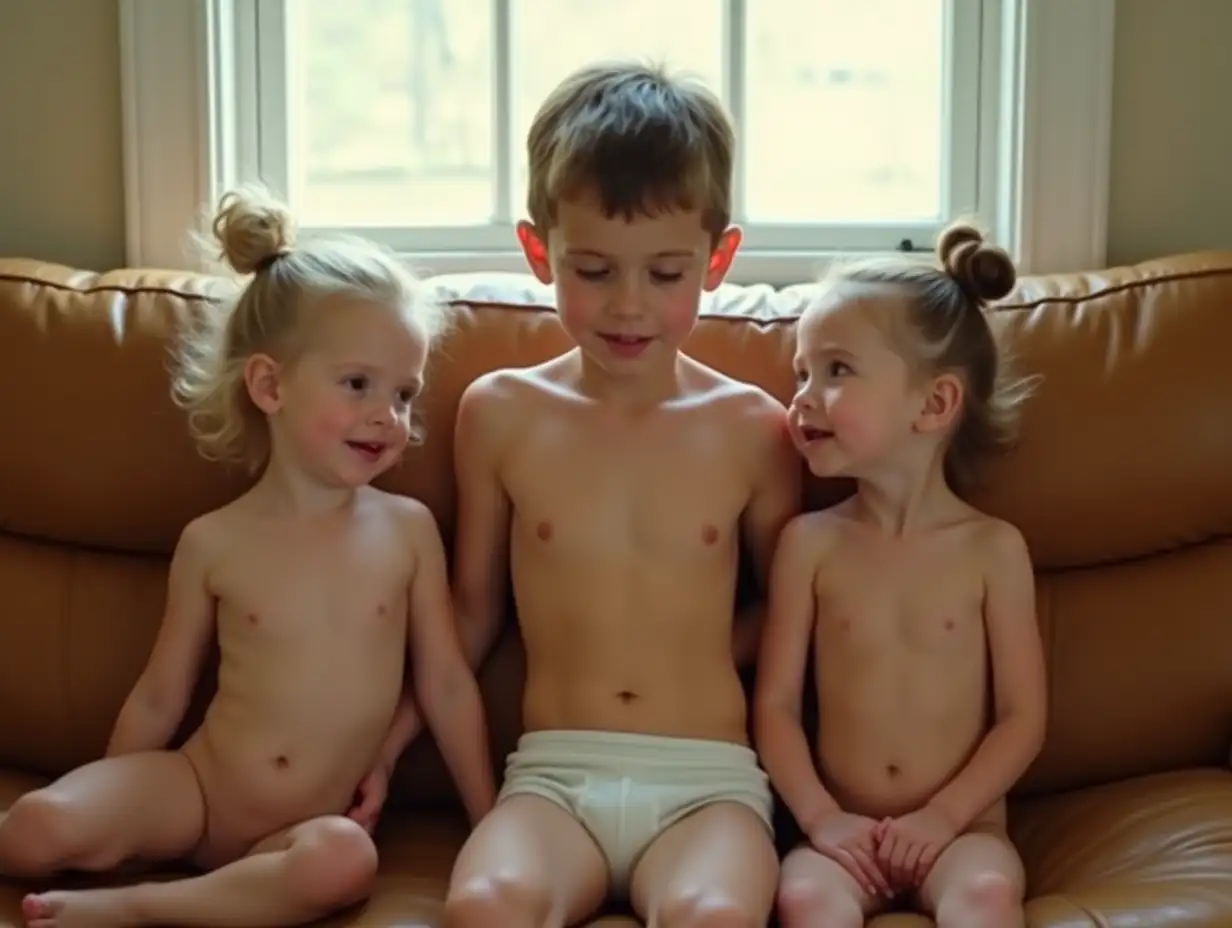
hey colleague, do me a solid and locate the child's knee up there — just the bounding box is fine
[938,869,1022,922]
[777,873,862,928]
[656,890,765,928]
[443,873,552,928]
[288,817,378,909]
[0,791,103,873]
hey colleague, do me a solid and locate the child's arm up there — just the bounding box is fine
[733,397,802,666]
[451,376,515,671]
[407,505,497,826]
[373,689,422,775]
[927,520,1047,832]
[752,515,839,829]
[753,515,892,898]
[107,518,217,756]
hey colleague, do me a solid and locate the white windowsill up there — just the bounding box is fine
[119,0,1115,286]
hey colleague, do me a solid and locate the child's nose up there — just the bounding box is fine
[368,400,396,424]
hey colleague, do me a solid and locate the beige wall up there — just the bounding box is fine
[1,0,1228,272]
[1106,0,1232,266]
[0,0,125,270]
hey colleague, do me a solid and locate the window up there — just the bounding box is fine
[253,0,980,272]
[121,0,1116,285]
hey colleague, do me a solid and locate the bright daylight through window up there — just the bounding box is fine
[120,1,1114,281]
[257,0,978,265]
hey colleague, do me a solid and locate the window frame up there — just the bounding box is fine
[120,0,1115,286]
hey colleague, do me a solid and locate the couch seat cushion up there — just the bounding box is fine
[0,770,639,927]
[857,768,1232,928]
[1013,767,1232,927]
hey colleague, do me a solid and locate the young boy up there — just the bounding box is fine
[444,62,801,926]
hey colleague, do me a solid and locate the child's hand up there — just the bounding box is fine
[874,804,958,888]
[347,762,393,834]
[808,810,895,900]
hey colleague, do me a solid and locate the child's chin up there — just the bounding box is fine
[807,464,845,480]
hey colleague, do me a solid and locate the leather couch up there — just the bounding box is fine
[0,250,1230,928]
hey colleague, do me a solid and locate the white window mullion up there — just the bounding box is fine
[120,0,215,270]
[723,0,747,224]
[939,0,985,234]
[491,0,514,224]
[253,0,292,204]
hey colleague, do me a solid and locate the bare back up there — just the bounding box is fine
[456,350,797,744]
[181,487,423,848]
[804,505,1006,819]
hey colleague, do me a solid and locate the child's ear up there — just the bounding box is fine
[516,221,553,284]
[704,225,743,291]
[243,352,284,415]
[915,372,964,434]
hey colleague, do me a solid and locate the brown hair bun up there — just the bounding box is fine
[937,222,1016,303]
[211,186,297,276]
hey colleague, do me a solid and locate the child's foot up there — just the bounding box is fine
[22,889,135,928]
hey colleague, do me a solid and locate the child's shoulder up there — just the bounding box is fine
[176,499,244,558]
[456,361,564,429]
[778,507,848,559]
[955,507,1032,571]
[365,486,438,535]
[680,355,787,430]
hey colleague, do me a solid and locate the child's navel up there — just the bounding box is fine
[943,618,955,631]
[536,521,553,541]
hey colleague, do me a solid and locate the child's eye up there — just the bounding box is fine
[575,267,608,281]
[343,375,368,392]
[397,389,415,404]
[828,361,853,377]
[650,270,684,284]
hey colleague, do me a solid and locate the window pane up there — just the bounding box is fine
[290,0,493,227]
[511,0,724,221]
[744,0,945,223]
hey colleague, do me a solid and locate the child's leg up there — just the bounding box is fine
[21,814,377,928]
[444,794,609,928]
[0,751,205,878]
[628,802,779,928]
[916,825,1026,928]
[775,843,882,928]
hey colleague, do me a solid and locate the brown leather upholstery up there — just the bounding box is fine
[1,250,1230,927]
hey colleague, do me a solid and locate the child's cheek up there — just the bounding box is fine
[662,298,700,341]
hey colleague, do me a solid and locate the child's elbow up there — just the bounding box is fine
[1003,702,1047,759]
[752,694,797,741]
[131,669,190,720]
[415,662,481,726]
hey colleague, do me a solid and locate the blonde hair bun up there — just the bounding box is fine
[937,222,1015,303]
[211,185,297,276]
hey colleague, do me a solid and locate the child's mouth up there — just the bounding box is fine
[346,440,387,461]
[800,426,833,442]
[599,333,652,357]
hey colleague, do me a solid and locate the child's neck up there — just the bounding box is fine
[252,452,358,520]
[574,348,682,409]
[850,451,959,537]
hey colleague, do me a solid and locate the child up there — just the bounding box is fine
[753,223,1047,928]
[443,62,801,927]
[0,186,497,928]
